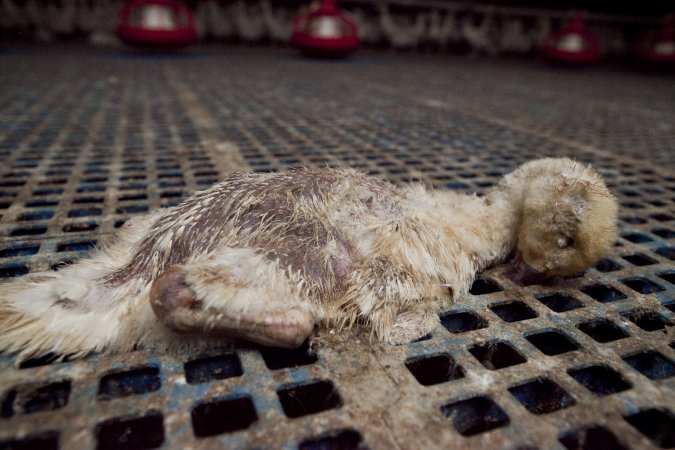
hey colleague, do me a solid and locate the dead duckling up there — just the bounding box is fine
[0,157,618,362]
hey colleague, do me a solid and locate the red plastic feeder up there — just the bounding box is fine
[291,0,359,57]
[117,0,196,48]
[635,14,675,64]
[540,13,600,64]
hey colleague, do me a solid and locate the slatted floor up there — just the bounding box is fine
[0,44,673,449]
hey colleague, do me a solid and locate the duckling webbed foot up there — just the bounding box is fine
[149,247,315,348]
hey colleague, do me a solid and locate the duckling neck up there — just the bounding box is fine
[478,184,526,268]
[439,178,527,273]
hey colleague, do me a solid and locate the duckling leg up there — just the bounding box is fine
[349,259,440,345]
[149,247,314,348]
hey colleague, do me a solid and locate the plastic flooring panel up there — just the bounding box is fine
[0,45,673,449]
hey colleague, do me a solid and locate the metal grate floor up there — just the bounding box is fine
[0,44,674,449]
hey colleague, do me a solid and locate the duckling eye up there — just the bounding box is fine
[557,236,575,249]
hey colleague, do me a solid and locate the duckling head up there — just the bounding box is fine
[506,158,618,285]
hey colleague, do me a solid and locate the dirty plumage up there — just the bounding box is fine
[0,158,618,362]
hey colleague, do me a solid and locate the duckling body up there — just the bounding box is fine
[0,158,618,362]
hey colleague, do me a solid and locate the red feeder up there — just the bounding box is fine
[540,13,600,64]
[291,0,360,57]
[635,14,675,64]
[117,0,197,48]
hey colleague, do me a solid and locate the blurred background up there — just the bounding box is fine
[0,0,672,59]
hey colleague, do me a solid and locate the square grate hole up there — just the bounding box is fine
[68,207,101,218]
[622,253,658,266]
[559,425,628,450]
[621,278,665,295]
[63,222,98,233]
[536,293,583,313]
[0,430,59,450]
[191,396,257,437]
[469,341,526,370]
[655,247,675,260]
[17,211,54,221]
[184,353,243,384]
[98,367,161,400]
[508,378,575,415]
[412,333,432,343]
[490,300,537,323]
[651,213,673,222]
[26,200,59,207]
[96,410,164,450]
[440,311,488,334]
[622,232,653,243]
[10,226,47,237]
[580,284,627,303]
[578,319,629,343]
[116,205,149,214]
[525,330,579,356]
[440,396,509,436]
[595,258,622,272]
[1,380,71,417]
[277,380,342,418]
[567,365,631,396]
[622,351,674,380]
[652,228,675,239]
[0,245,39,258]
[470,278,502,295]
[621,217,647,225]
[260,339,317,370]
[298,429,364,450]
[624,409,675,448]
[659,271,675,285]
[622,309,672,331]
[405,353,465,386]
[73,196,103,204]
[57,241,96,252]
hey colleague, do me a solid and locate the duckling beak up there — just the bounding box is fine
[505,250,549,286]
